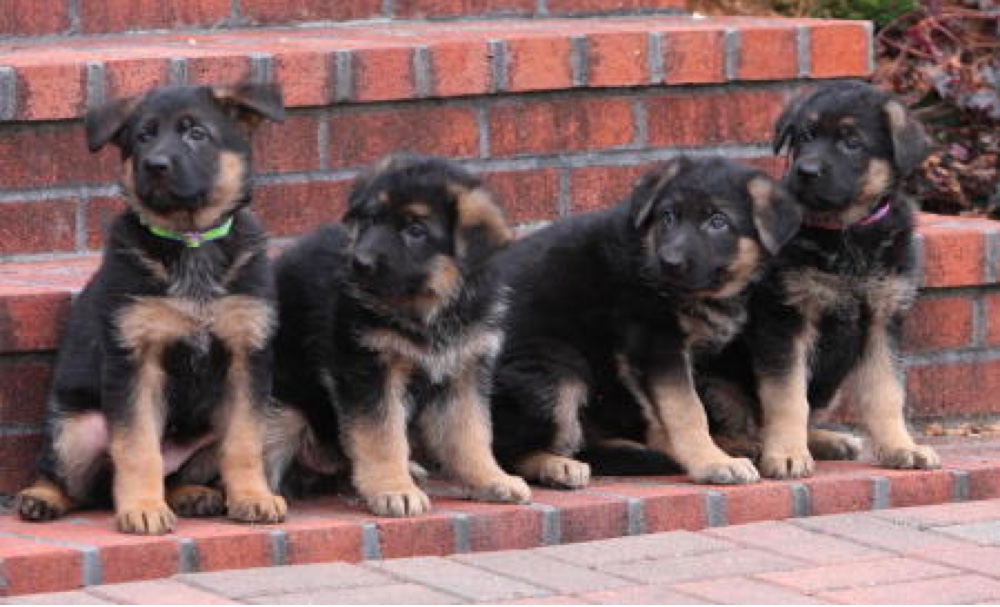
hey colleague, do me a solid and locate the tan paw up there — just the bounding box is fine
[539,457,591,490]
[810,430,862,461]
[470,474,532,504]
[168,485,225,518]
[688,457,760,485]
[878,444,941,470]
[116,501,178,535]
[367,487,432,517]
[759,444,815,479]
[228,492,287,523]
[17,485,73,522]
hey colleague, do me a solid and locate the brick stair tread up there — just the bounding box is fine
[0,15,872,121]
[0,434,996,597]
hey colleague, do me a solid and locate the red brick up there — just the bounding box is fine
[758,556,957,594]
[253,114,321,174]
[919,227,985,288]
[0,433,45,494]
[0,356,53,426]
[104,58,172,102]
[569,164,647,214]
[427,40,492,98]
[353,47,415,102]
[78,0,231,34]
[590,481,707,532]
[740,155,787,178]
[483,168,561,225]
[964,462,1000,501]
[15,62,87,121]
[434,498,545,552]
[185,54,252,87]
[0,125,118,189]
[505,36,574,93]
[801,474,874,516]
[983,293,1000,346]
[646,89,787,148]
[0,199,78,256]
[712,481,793,525]
[85,196,127,251]
[0,536,83,596]
[240,0,384,23]
[273,49,336,108]
[174,521,274,572]
[531,489,628,544]
[547,0,685,13]
[394,0,535,18]
[879,469,955,508]
[586,32,649,87]
[810,23,872,78]
[489,97,634,157]
[820,574,1000,604]
[280,517,364,565]
[902,295,974,353]
[0,292,73,353]
[0,1,70,36]
[255,180,351,237]
[375,512,457,559]
[735,26,798,80]
[661,29,726,84]
[328,105,479,167]
[907,359,1000,419]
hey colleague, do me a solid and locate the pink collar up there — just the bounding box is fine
[804,199,893,231]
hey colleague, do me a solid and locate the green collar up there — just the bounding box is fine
[141,216,234,248]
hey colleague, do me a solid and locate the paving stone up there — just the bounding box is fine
[793,511,974,554]
[873,499,1000,528]
[87,579,238,604]
[176,562,392,599]
[247,583,462,605]
[576,584,710,604]
[674,576,827,604]
[757,556,959,593]
[366,556,550,602]
[934,520,1000,545]
[597,548,803,585]
[534,530,734,567]
[706,520,891,563]
[920,545,1000,576]
[1,591,112,604]
[453,550,632,594]
[819,574,1000,604]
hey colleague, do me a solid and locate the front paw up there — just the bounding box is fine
[228,492,287,523]
[367,487,432,517]
[168,485,225,518]
[759,445,815,479]
[469,474,532,504]
[688,457,760,485]
[538,457,591,490]
[116,501,178,535]
[878,444,940,470]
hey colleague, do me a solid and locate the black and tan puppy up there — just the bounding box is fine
[266,154,531,517]
[700,80,941,478]
[489,156,802,488]
[16,84,287,534]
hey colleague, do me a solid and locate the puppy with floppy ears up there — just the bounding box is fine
[700,80,941,478]
[266,153,531,517]
[489,156,802,489]
[16,84,287,534]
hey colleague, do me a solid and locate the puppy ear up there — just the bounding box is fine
[85,96,140,152]
[773,91,811,156]
[631,157,686,229]
[883,99,930,175]
[747,175,802,255]
[453,185,512,269]
[211,83,286,127]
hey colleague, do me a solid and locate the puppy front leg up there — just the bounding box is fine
[756,330,815,479]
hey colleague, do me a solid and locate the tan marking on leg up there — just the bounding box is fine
[643,360,759,485]
[418,366,530,504]
[757,329,816,479]
[167,484,225,518]
[17,478,76,521]
[514,452,590,490]
[853,319,939,469]
[52,410,109,501]
[343,359,430,517]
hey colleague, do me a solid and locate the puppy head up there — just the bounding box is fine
[344,153,511,315]
[773,81,930,223]
[85,83,285,232]
[631,156,801,299]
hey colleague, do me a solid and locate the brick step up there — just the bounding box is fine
[0,436,998,597]
[4,0,690,38]
[0,15,870,259]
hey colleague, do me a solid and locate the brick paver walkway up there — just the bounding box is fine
[9,497,1000,604]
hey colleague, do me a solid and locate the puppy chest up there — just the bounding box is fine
[360,327,502,384]
[782,269,916,322]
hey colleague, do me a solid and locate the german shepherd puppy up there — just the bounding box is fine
[16,84,288,534]
[699,80,941,478]
[489,156,802,488]
[266,154,531,517]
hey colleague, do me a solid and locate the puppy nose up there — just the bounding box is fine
[352,251,378,275]
[143,155,172,176]
[660,250,688,274]
[796,159,823,179]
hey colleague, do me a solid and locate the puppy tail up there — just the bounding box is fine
[578,439,684,476]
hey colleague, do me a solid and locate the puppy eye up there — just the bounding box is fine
[705,213,730,232]
[187,126,208,141]
[661,211,676,229]
[403,222,428,240]
[842,135,862,150]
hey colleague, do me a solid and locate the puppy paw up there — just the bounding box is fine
[367,487,432,517]
[16,485,73,522]
[810,430,862,461]
[878,444,941,470]
[228,492,287,523]
[688,457,760,485]
[409,461,430,486]
[116,501,178,535]
[539,457,591,490]
[168,485,226,518]
[470,474,532,504]
[759,447,815,479]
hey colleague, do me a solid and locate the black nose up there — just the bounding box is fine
[142,155,172,176]
[660,249,688,276]
[352,251,378,276]
[796,158,823,179]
